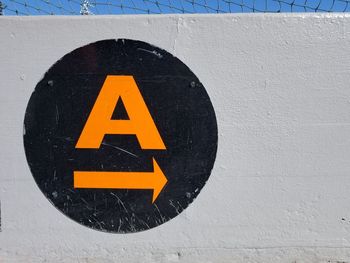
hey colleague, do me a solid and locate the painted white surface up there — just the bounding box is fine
[1,13,350,262]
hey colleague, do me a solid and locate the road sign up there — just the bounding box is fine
[23,39,218,233]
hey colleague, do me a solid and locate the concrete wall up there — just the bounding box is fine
[1,13,350,262]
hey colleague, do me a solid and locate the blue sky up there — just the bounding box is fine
[2,0,350,15]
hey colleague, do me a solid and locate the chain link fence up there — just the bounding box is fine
[0,0,349,15]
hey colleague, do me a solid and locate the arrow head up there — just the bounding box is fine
[151,158,167,203]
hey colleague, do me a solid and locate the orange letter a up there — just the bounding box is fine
[75,75,166,150]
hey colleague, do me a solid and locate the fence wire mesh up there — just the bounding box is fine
[0,0,349,15]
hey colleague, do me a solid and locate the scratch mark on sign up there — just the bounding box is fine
[80,197,93,211]
[101,142,138,158]
[55,104,59,125]
[117,218,122,232]
[154,203,167,223]
[137,48,163,59]
[110,192,128,213]
[138,218,151,229]
[169,199,181,214]
[91,216,103,230]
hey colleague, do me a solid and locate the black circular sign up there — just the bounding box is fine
[24,39,217,233]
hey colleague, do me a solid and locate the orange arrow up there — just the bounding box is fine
[73,158,167,203]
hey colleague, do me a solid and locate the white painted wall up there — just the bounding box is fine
[1,13,350,262]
